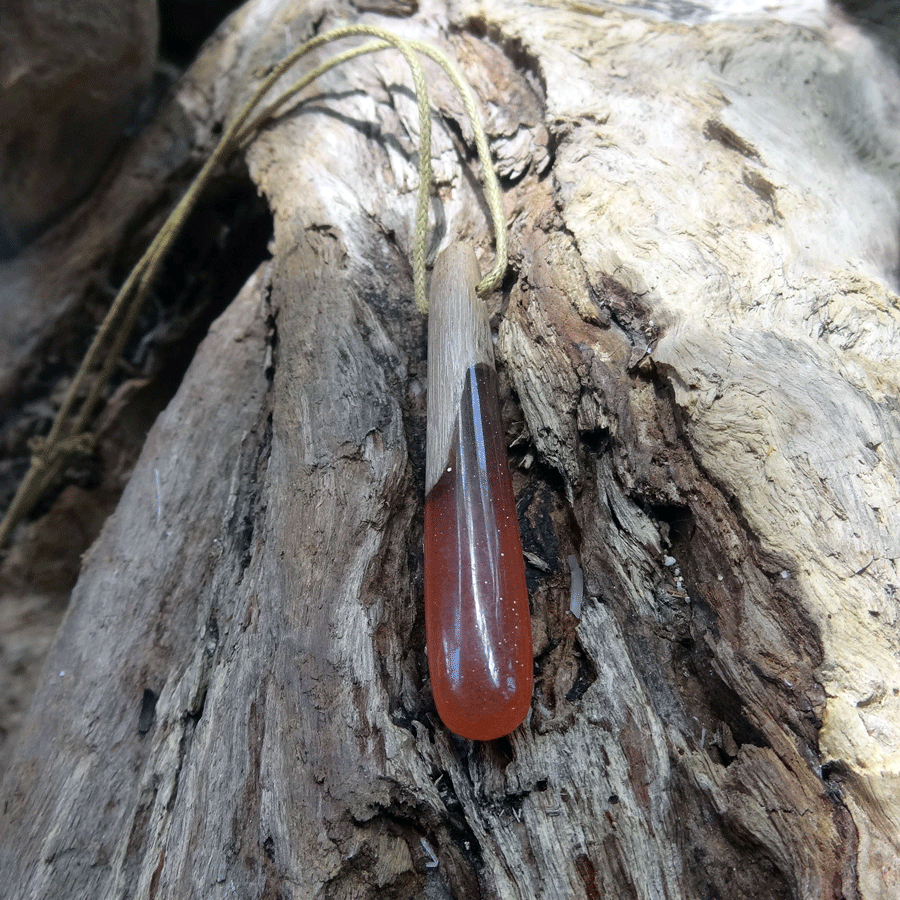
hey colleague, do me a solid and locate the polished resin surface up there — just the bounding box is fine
[424,364,532,740]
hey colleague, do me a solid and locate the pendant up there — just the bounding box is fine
[424,243,532,740]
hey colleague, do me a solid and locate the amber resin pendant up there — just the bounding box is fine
[424,244,532,740]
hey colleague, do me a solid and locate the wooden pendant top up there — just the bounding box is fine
[425,244,494,496]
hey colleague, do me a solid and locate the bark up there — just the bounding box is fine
[1,1,899,899]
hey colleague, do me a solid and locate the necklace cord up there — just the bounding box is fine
[0,25,508,547]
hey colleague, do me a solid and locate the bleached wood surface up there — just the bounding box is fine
[1,1,899,898]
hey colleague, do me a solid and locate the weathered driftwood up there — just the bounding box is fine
[1,1,900,898]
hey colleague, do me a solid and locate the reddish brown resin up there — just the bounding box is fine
[424,364,532,740]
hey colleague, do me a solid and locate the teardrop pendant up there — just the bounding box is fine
[424,244,532,740]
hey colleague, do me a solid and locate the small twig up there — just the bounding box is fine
[420,837,439,869]
[568,554,584,618]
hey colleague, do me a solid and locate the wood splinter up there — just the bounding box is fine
[424,243,532,741]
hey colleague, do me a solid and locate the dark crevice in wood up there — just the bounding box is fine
[422,767,486,884]
[517,465,564,592]
[138,688,158,734]
[578,424,612,456]
[646,501,696,550]
[691,647,769,754]
[481,734,515,767]
[227,410,274,577]
[264,297,278,383]
[565,642,599,703]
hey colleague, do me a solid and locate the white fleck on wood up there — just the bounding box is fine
[425,242,494,495]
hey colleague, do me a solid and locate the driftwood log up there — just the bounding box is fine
[1,1,899,898]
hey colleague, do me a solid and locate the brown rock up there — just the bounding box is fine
[0,0,158,257]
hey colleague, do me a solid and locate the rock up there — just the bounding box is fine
[0,0,158,257]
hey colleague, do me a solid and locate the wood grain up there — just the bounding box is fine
[425,243,494,495]
[1,1,899,898]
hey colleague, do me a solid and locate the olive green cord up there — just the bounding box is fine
[0,25,508,547]
[242,32,508,298]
